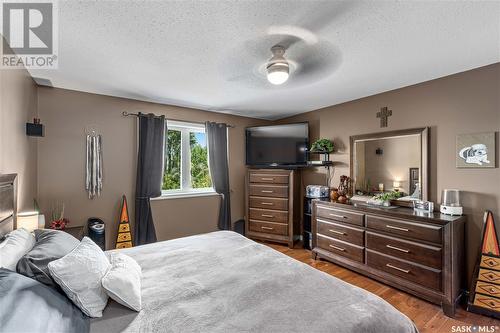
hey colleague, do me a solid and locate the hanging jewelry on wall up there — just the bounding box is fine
[85,127,103,199]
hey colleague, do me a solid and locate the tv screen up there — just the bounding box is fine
[246,123,309,167]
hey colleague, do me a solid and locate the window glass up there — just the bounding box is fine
[190,132,211,189]
[163,129,181,191]
[162,122,213,195]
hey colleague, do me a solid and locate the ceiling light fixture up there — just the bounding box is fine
[267,46,289,85]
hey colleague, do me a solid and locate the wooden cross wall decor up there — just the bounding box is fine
[376,107,392,128]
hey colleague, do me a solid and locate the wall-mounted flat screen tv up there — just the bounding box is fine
[245,122,309,168]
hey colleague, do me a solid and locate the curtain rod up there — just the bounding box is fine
[122,111,235,128]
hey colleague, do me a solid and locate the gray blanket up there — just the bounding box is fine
[91,231,418,333]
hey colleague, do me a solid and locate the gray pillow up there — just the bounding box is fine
[16,229,80,287]
[0,268,89,333]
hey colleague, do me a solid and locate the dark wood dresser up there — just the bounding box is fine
[312,201,466,317]
[245,169,300,248]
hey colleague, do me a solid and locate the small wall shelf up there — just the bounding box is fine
[26,122,44,137]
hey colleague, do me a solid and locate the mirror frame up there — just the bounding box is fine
[349,127,429,208]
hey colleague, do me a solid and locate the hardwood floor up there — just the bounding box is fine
[263,241,500,333]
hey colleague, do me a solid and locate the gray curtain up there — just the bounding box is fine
[205,122,231,230]
[134,113,165,245]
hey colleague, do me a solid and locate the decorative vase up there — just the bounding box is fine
[330,189,339,201]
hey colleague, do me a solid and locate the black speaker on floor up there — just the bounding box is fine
[87,218,105,250]
[234,219,245,236]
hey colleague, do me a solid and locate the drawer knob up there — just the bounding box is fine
[261,214,274,218]
[329,229,346,236]
[490,287,497,293]
[261,226,274,230]
[386,263,410,274]
[386,225,409,232]
[260,202,274,206]
[328,244,345,252]
[261,177,274,181]
[261,190,274,193]
[329,213,347,219]
[386,244,410,253]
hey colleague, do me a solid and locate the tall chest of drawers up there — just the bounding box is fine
[245,169,300,248]
[312,201,466,317]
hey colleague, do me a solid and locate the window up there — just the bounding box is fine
[162,120,213,197]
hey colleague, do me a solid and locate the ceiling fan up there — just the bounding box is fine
[221,28,341,88]
[219,1,358,88]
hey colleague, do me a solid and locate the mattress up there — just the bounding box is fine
[91,231,418,333]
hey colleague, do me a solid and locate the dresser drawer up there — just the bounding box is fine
[366,232,442,270]
[366,215,442,244]
[248,220,288,236]
[366,250,441,291]
[317,218,364,246]
[249,208,288,223]
[316,205,364,227]
[476,281,500,298]
[249,184,288,198]
[249,196,288,210]
[249,173,289,184]
[473,293,500,311]
[478,268,500,285]
[317,234,364,263]
[481,255,500,271]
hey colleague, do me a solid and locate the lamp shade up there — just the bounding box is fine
[17,211,39,232]
[393,181,401,188]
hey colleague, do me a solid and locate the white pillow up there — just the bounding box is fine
[0,228,35,270]
[102,252,142,312]
[48,237,111,317]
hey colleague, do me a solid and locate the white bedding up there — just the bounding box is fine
[91,231,417,333]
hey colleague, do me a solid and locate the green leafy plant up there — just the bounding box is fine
[310,138,334,153]
[373,191,403,202]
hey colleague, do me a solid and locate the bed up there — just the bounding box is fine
[0,174,417,333]
[91,231,418,333]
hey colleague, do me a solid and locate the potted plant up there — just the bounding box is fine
[371,191,403,207]
[310,138,334,153]
[50,201,70,230]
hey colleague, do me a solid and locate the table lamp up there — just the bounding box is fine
[17,211,39,232]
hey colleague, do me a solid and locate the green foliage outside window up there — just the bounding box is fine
[191,141,212,188]
[162,129,211,191]
[163,130,181,190]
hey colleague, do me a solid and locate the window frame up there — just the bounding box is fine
[161,120,214,198]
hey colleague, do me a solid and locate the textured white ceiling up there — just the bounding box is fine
[29,1,500,120]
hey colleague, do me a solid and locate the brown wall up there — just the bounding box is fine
[279,63,500,279]
[37,87,267,249]
[0,40,38,211]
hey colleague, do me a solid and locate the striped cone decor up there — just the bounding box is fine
[467,211,500,318]
[482,211,500,256]
[115,195,133,249]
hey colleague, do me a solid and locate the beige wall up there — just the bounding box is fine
[0,39,38,211]
[280,63,500,279]
[37,87,267,249]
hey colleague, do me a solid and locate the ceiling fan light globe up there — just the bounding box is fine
[267,71,289,85]
[267,62,289,85]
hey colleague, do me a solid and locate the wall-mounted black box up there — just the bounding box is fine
[26,123,44,137]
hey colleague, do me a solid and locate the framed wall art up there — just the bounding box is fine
[456,132,496,168]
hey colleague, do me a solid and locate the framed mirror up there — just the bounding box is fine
[350,128,429,207]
